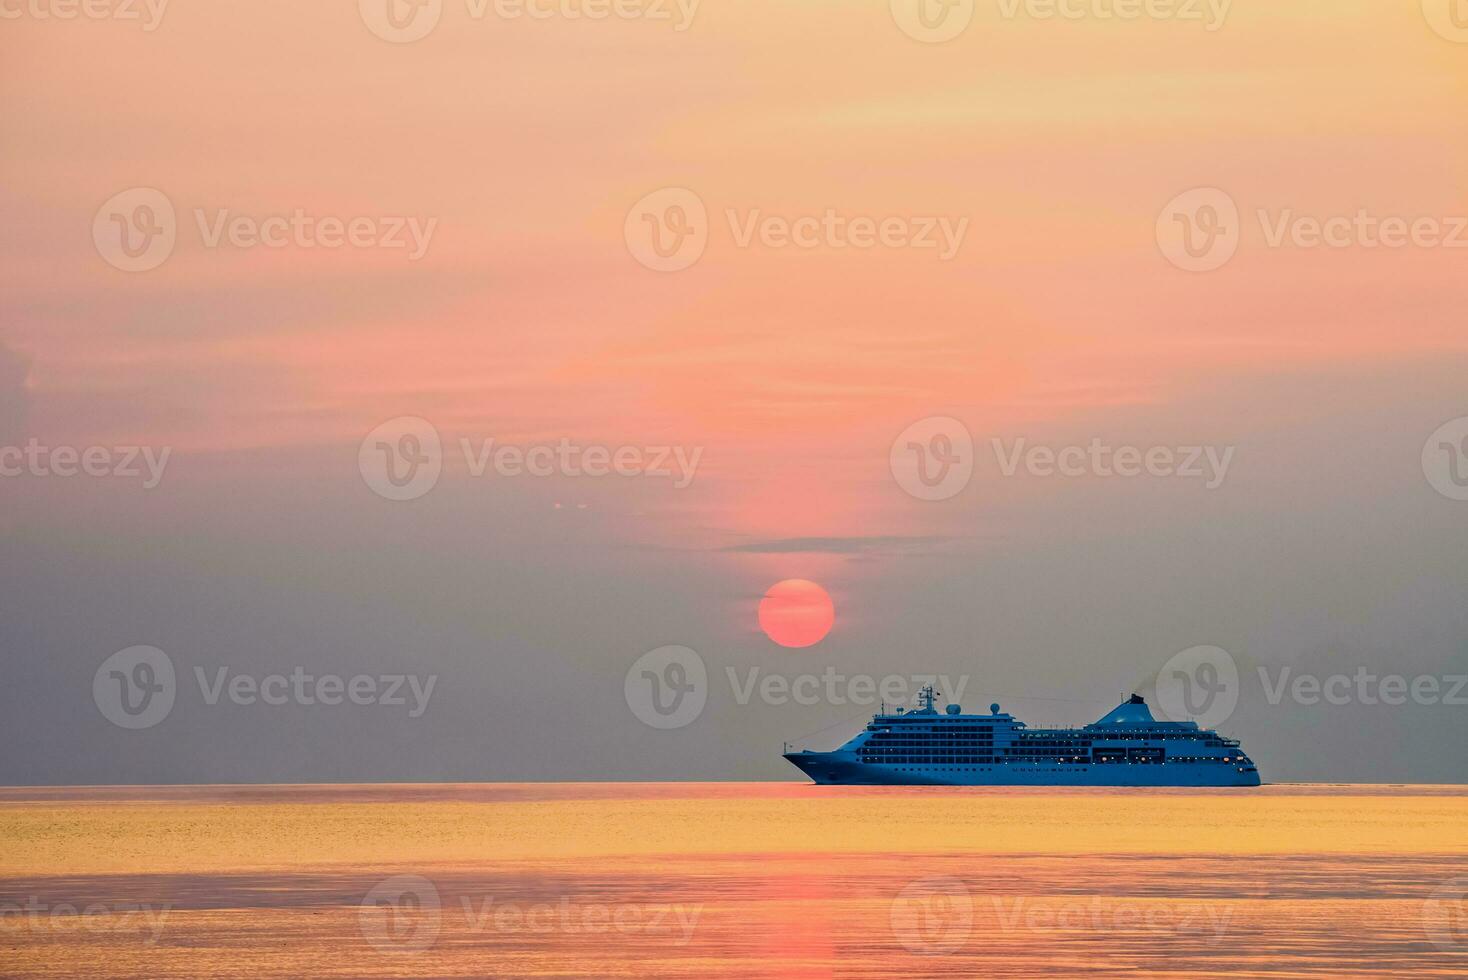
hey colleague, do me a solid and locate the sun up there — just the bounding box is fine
[758,579,835,648]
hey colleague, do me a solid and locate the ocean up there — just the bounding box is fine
[3,783,1466,977]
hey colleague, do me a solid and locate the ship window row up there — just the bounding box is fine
[862,755,998,761]
[1080,732,1223,742]
[1093,748,1166,763]
[861,756,996,765]
[878,721,997,728]
[857,733,998,742]
[857,757,998,762]
[870,728,996,733]
[868,732,995,737]
[865,736,994,744]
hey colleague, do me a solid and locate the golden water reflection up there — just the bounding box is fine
[3,784,1466,977]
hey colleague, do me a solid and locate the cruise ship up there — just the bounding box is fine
[782,687,1260,786]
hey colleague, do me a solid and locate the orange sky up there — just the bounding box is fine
[3,1,1468,550]
[5,3,1465,440]
[2,2,1468,787]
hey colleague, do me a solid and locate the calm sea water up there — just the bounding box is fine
[3,783,1467,978]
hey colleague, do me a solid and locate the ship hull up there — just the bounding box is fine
[783,751,1261,787]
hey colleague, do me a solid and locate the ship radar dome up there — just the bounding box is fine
[990,702,1000,715]
[946,703,961,715]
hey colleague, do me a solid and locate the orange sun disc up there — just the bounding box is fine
[758,579,835,648]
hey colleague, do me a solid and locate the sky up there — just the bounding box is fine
[1,0,1466,783]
